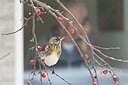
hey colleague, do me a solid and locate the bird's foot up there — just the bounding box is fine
[52,69,55,74]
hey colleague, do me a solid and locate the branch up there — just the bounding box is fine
[94,48,128,63]
[93,52,115,73]
[0,52,11,60]
[38,57,72,85]
[93,45,120,50]
[1,16,33,36]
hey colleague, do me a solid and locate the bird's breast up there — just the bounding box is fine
[44,52,60,66]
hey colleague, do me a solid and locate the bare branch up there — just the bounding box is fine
[38,57,72,85]
[1,16,33,36]
[93,45,120,50]
[0,52,11,60]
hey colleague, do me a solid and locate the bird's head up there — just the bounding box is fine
[49,36,65,44]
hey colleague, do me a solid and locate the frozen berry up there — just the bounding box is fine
[36,46,42,52]
[41,72,47,78]
[84,54,89,59]
[102,69,108,75]
[29,59,35,65]
[113,75,118,82]
[34,9,41,16]
[56,17,63,22]
[70,28,77,34]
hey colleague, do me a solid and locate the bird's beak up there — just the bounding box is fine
[60,36,65,41]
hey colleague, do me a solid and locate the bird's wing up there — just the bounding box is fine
[41,43,53,56]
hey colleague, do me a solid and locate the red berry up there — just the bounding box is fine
[84,54,89,59]
[36,46,42,52]
[34,9,41,16]
[29,59,35,65]
[56,17,63,22]
[102,69,108,75]
[41,72,47,78]
[70,28,77,34]
[113,75,118,82]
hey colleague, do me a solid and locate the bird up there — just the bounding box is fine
[40,36,65,67]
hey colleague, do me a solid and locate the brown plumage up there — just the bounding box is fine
[40,36,64,66]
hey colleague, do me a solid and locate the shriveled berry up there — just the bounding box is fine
[56,17,63,22]
[29,59,35,65]
[36,46,42,52]
[84,54,89,59]
[41,72,47,78]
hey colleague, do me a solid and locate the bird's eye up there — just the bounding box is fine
[55,38,59,41]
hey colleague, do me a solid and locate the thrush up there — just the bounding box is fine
[40,36,65,66]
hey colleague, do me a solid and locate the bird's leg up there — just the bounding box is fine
[51,66,55,74]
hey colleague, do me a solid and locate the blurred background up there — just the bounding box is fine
[0,0,128,85]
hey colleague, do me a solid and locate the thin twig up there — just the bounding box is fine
[93,52,115,73]
[1,16,33,36]
[94,49,128,63]
[38,58,52,85]
[94,58,106,68]
[38,58,72,85]
[0,52,11,60]
[93,45,120,50]
[1,25,25,35]
[53,71,72,85]
[31,4,43,85]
